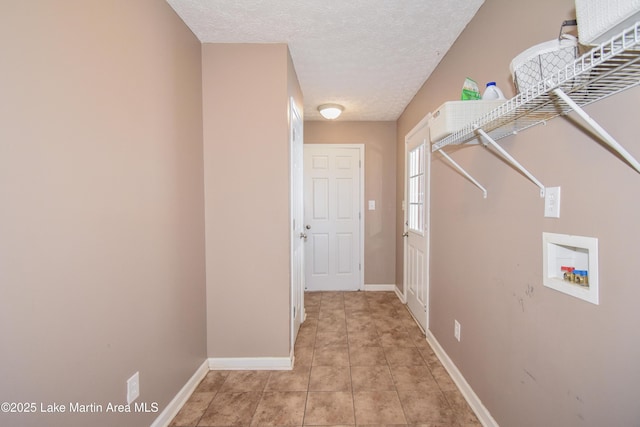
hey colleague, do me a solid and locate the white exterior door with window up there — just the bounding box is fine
[303,145,363,291]
[404,116,430,331]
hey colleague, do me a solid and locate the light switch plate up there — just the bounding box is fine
[368,200,376,210]
[544,186,561,218]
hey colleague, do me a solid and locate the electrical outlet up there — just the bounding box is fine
[544,186,561,218]
[127,372,140,404]
[454,320,461,342]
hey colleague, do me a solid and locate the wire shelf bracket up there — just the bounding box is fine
[552,88,640,174]
[476,127,546,197]
[438,150,488,198]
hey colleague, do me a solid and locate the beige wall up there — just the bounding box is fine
[305,121,397,285]
[203,44,301,358]
[397,0,640,425]
[0,1,206,426]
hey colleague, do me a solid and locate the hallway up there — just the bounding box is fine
[171,291,480,426]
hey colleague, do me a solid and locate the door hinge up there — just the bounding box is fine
[359,263,361,271]
[359,160,361,168]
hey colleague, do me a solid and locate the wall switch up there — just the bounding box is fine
[127,372,140,404]
[368,200,376,210]
[454,320,461,342]
[544,186,561,218]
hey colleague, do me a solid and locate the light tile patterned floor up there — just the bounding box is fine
[170,291,481,426]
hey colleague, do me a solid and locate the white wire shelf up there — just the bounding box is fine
[432,21,640,152]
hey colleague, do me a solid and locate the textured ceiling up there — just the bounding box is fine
[166,0,484,121]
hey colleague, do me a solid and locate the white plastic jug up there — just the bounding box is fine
[482,82,506,100]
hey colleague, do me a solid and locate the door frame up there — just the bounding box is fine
[289,97,304,351]
[303,143,365,291]
[403,114,431,331]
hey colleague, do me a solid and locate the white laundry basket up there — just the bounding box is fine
[429,100,506,143]
[510,21,579,93]
[576,0,640,45]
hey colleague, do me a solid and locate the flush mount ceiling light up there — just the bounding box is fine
[318,104,344,120]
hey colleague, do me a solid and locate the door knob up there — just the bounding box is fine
[402,232,409,237]
[300,232,307,239]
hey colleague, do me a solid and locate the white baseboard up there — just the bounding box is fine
[425,330,499,427]
[152,352,294,426]
[394,285,406,303]
[208,356,293,371]
[151,359,209,427]
[363,284,396,291]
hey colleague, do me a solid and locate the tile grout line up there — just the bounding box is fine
[300,295,319,427]
[194,374,224,427]
[345,298,357,426]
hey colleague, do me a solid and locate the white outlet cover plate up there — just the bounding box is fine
[544,186,561,218]
[127,372,140,404]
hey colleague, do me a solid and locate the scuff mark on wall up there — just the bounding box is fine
[523,368,537,382]
[513,292,525,312]
[525,283,534,298]
[512,283,535,312]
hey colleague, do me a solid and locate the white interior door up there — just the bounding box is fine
[404,117,430,331]
[304,145,362,291]
[290,99,304,347]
